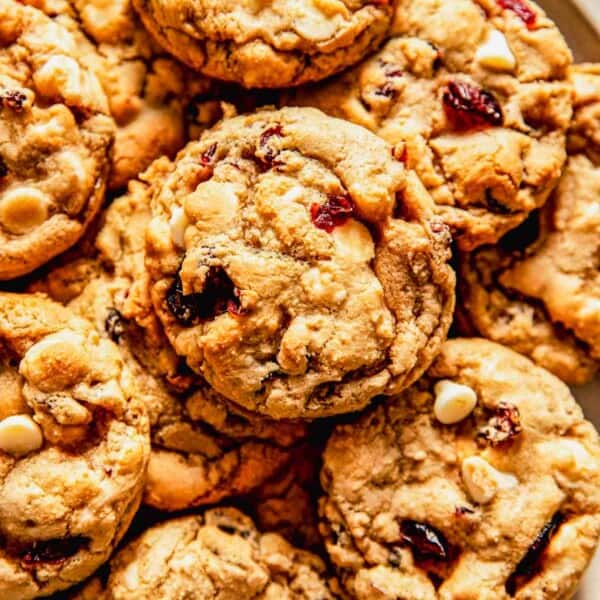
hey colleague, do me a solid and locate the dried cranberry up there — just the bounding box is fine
[443,81,503,130]
[258,125,284,168]
[505,513,565,595]
[478,402,522,446]
[200,143,217,166]
[497,0,537,29]
[20,536,88,566]
[105,308,127,342]
[1,90,27,112]
[311,194,355,232]
[400,520,451,562]
[375,82,396,98]
[166,267,243,327]
[0,156,7,179]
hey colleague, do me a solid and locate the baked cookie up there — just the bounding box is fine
[0,292,149,599]
[70,508,336,600]
[457,64,600,384]
[0,0,115,280]
[320,338,600,599]
[31,182,308,512]
[132,0,394,89]
[287,0,573,250]
[24,0,225,191]
[143,107,455,419]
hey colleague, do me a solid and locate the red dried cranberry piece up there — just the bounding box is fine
[104,308,128,342]
[0,157,7,179]
[443,81,503,130]
[200,143,217,166]
[505,513,565,596]
[1,90,27,112]
[478,402,522,446]
[497,0,537,29]
[258,125,284,168]
[310,194,355,233]
[20,536,89,566]
[166,267,243,327]
[400,520,450,562]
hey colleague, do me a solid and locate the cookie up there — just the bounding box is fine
[143,107,455,419]
[70,508,336,600]
[0,0,115,280]
[320,338,600,599]
[457,64,600,384]
[0,292,150,599]
[287,0,573,250]
[24,0,226,191]
[31,182,308,512]
[131,0,394,89]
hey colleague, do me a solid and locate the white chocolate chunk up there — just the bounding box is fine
[332,220,375,263]
[475,29,516,71]
[0,414,44,457]
[34,55,81,100]
[433,380,477,425]
[0,187,49,234]
[184,181,239,234]
[169,206,189,248]
[461,456,518,504]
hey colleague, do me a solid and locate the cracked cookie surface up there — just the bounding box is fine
[457,64,600,384]
[30,181,308,512]
[24,0,225,191]
[131,0,394,88]
[0,0,115,280]
[0,292,149,599]
[320,338,600,599]
[143,107,455,419]
[288,0,573,250]
[70,508,336,600]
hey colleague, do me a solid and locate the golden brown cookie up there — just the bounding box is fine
[132,0,394,88]
[457,64,600,384]
[287,0,573,250]
[70,508,336,600]
[0,293,149,599]
[143,107,455,419]
[320,339,600,599]
[0,0,115,280]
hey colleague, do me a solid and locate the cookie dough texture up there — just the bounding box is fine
[132,0,394,88]
[0,293,150,599]
[320,339,600,600]
[288,0,573,250]
[458,65,600,384]
[24,0,223,191]
[31,182,307,512]
[144,107,455,419]
[0,0,115,280]
[71,508,336,600]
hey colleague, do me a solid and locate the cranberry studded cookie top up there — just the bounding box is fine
[320,339,600,599]
[131,0,395,88]
[0,293,150,600]
[458,64,600,385]
[289,0,573,250]
[0,0,115,279]
[143,107,455,419]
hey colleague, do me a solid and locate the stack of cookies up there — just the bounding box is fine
[0,0,598,598]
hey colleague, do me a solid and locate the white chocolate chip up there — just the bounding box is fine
[0,414,44,457]
[332,220,375,263]
[461,456,518,504]
[184,181,239,234]
[475,29,516,72]
[433,380,478,425]
[34,55,82,100]
[169,206,189,248]
[542,439,599,477]
[0,187,49,234]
